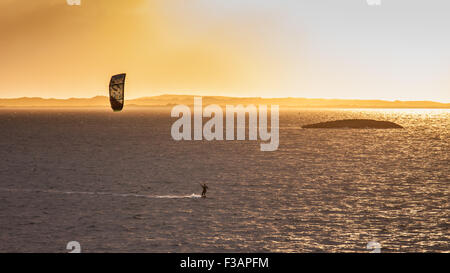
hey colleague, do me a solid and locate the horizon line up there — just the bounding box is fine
[1,94,449,104]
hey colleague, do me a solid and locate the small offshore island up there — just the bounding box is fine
[302,119,403,129]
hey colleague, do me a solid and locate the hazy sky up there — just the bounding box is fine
[1,0,449,101]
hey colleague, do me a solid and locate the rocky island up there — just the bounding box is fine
[302,119,403,129]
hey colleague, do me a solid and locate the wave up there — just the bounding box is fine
[0,188,202,199]
[155,193,202,199]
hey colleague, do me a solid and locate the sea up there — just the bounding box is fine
[0,107,448,252]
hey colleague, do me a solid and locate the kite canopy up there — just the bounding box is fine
[109,73,126,112]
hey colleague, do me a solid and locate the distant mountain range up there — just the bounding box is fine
[0,95,449,108]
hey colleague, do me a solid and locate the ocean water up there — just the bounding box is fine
[0,108,448,252]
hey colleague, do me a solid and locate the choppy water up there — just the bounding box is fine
[0,108,448,252]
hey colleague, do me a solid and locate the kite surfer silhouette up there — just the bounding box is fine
[200,183,208,198]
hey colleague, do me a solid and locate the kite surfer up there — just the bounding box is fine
[200,183,208,198]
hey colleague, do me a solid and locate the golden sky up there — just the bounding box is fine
[0,0,449,102]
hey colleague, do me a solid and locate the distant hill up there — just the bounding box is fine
[0,95,448,108]
[0,96,109,107]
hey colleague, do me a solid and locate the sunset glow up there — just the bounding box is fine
[1,0,449,102]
